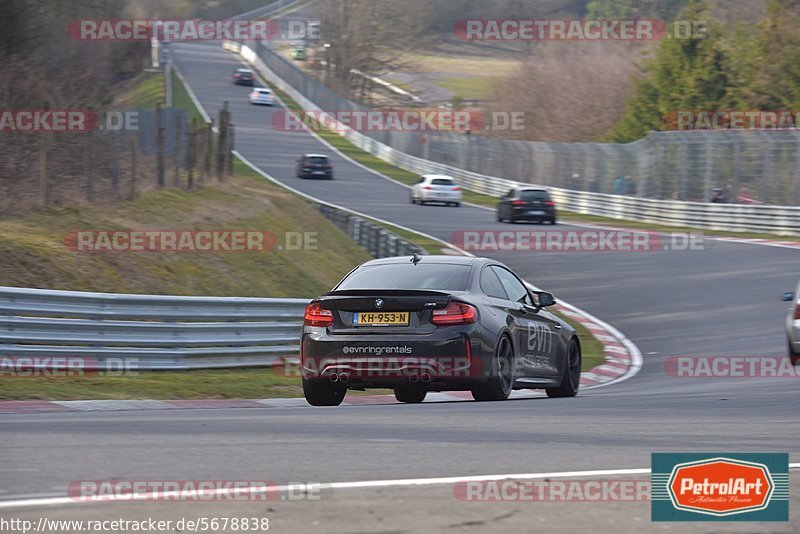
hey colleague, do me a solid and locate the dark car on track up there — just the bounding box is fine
[300,255,581,406]
[497,188,557,224]
[297,154,334,180]
[232,68,255,86]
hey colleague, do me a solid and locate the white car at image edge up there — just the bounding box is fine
[782,281,800,364]
[410,175,462,207]
[249,87,275,106]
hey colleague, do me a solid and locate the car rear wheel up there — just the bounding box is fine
[471,335,514,402]
[303,378,346,406]
[547,339,581,398]
[394,385,427,404]
[790,341,799,366]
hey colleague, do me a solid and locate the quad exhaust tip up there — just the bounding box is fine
[421,373,432,383]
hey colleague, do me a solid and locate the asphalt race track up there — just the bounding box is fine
[1,41,798,532]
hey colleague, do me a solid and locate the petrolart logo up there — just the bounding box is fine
[651,453,789,522]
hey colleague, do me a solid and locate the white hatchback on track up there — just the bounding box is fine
[410,175,462,207]
[249,87,275,106]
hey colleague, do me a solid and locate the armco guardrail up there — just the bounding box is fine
[314,203,427,257]
[0,287,309,371]
[230,42,800,236]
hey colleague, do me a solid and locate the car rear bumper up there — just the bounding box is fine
[421,192,462,202]
[511,208,556,221]
[301,331,489,387]
[299,170,333,179]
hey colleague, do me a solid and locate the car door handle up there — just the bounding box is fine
[553,324,562,330]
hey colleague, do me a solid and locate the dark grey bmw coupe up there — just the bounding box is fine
[300,255,581,406]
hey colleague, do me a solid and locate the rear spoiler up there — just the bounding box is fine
[323,289,452,298]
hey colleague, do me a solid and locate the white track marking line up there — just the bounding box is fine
[2,465,799,509]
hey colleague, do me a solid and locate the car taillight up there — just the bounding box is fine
[423,186,432,190]
[794,303,800,320]
[545,201,556,207]
[512,200,526,206]
[304,303,333,327]
[234,73,241,78]
[453,186,462,191]
[431,302,477,326]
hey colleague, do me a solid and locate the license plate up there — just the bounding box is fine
[354,312,410,326]
[529,210,545,216]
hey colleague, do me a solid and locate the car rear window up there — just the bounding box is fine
[337,264,470,291]
[308,157,329,164]
[431,178,455,186]
[519,190,549,201]
[257,88,271,93]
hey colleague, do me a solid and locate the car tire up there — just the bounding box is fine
[790,341,799,366]
[471,335,514,402]
[546,338,581,398]
[550,218,558,225]
[410,194,416,205]
[303,378,346,406]
[454,202,461,208]
[394,385,427,404]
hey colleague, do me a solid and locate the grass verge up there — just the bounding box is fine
[435,76,497,101]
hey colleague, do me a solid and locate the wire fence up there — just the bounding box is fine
[249,40,800,207]
[0,105,236,216]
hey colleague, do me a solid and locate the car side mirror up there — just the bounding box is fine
[782,292,796,302]
[538,292,556,308]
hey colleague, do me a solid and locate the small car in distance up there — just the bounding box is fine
[297,154,333,179]
[249,87,275,106]
[497,188,557,224]
[300,255,581,406]
[782,282,800,365]
[291,45,307,60]
[410,175,462,207]
[233,68,255,86]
